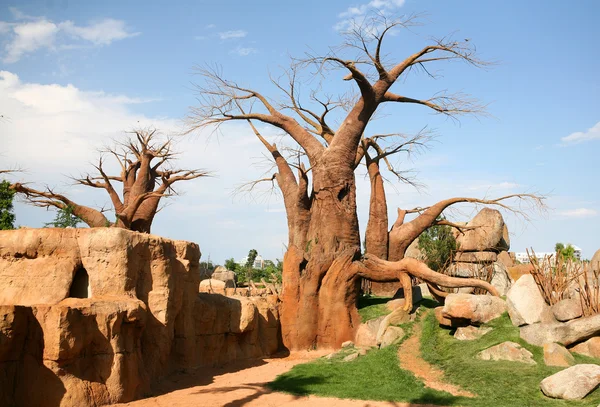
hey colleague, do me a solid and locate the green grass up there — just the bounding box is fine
[269,333,457,405]
[357,295,392,322]
[420,311,600,406]
[270,302,600,406]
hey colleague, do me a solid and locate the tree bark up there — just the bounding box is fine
[280,159,363,350]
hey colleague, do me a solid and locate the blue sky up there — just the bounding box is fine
[1,0,598,263]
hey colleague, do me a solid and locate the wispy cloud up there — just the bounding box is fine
[336,0,406,31]
[558,208,598,218]
[205,24,216,29]
[561,122,600,145]
[231,46,256,56]
[219,30,247,40]
[59,19,140,46]
[1,8,139,63]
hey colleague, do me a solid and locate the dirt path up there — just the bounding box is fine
[397,315,474,398]
[114,351,441,407]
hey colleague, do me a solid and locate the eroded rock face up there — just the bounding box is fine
[0,299,148,406]
[506,274,548,326]
[0,228,282,407]
[477,341,536,365]
[442,294,506,324]
[540,364,600,400]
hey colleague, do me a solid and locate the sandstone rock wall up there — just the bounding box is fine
[0,228,282,407]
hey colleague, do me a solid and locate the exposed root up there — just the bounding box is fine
[358,255,499,310]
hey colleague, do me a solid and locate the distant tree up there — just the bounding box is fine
[12,129,209,233]
[246,249,258,268]
[555,242,576,261]
[0,180,16,230]
[224,258,238,271]
[44,205,82,228]
[418,219,457,272]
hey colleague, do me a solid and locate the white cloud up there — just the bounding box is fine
[561,122,600,145]
[336,0,406,31]
[59,19,140,46]
[4,19,59,63]
[558,208,598,218]
[218,30,247,40]
[231,46,256,56]
[1,9,138,63]
[0,71,289,263]
[205,24,216,29]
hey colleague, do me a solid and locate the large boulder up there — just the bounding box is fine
[355,316,385,348]
[506,274,548,326]
[490,261,512,296]
[543,343,575,367]
[455,208,507,252]
[454,326,492,341]
[211,266,236,287]
[540,364,600,400]
[520,313,600,346]
[570,337,600,358]
[507,264,533,282]
[552,298,583,322]
[442,293,506,324]
[477,341,536,364]
[434,306,469,328]
[379,326,405,349]
[497,251,514,268]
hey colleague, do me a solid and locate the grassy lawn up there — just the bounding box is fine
[269,300,600,406]
[420,311,600,406]
[357,295,392,322]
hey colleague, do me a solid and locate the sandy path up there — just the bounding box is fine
[115,351,441,407]
[397,315,474,398]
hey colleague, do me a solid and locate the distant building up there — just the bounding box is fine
[514,252,556,265]
[237,254,265,269]
[572,245,582,260]
[515,244,582,264]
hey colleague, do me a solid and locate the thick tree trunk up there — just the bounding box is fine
[280,160,362,350]
[364,158,388,259]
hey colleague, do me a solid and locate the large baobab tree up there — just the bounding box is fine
[188,14,543,350]
[13,129,208,233]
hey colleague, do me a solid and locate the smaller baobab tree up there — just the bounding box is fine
[12,129,209,233]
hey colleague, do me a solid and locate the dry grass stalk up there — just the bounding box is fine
[577,263,600,316]
[527,248,582,306]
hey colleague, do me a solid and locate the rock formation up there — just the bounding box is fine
[0,228,282,407]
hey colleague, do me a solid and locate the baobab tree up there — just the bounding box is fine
[188,14,543,350]
[13,129,208,233]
